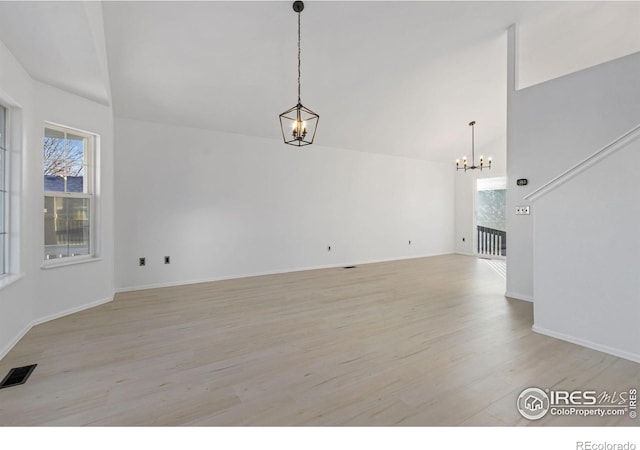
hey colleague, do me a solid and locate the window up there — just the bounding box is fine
[43,124,96,263]
[0,106,7,274]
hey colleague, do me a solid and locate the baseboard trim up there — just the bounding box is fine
[505,291,533,302]
[32,296,113,327]
[532,324,640,364]
[0,322,33,361]
[116,252,452,293]
[0,296,114,362]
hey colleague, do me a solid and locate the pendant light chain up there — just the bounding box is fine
[297,11,301,105]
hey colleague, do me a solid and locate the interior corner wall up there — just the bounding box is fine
[507,50,640,302]
[0,38,115,359]
[114,118,455,291]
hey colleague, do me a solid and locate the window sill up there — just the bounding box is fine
[0,273,25,291]
[41,256,102,270]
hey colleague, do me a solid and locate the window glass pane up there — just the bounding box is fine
[66,166,86,193]
[43,128,87,194]
[66,134,85,147]
[44,196,90,260]
[67,165,86,177]
[43,196,57,257]
[43,133,68,180]
[0,106,5,148]
[1,106,5,274]
[0,231,4,274]
[0,143,5,189]
[66,136,85,166]
[44,128,64,139]
[0,191,4,234]
[0,110,5,195]
[44,174,65,192]
[65,197,91,257]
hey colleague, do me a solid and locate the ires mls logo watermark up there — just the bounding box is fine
[517,387,637,420]
[517,387,550,420]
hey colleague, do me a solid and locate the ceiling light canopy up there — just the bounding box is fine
[456,121,491,172]
[279,1,319,147]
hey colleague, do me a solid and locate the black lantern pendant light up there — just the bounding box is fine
[279,1,319,146]
[456,121,492,171]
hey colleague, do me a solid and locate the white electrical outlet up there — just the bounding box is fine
[516,206,531,215]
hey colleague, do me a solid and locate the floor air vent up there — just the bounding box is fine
[343,266,356,269]
[0,364,37,390]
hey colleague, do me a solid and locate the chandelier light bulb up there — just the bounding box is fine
[292,119,308,139]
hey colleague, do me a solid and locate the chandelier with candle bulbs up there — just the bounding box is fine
[456,121,491,171]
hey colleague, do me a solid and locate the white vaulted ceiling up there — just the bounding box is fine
[0,1,111,105]
[0,1,639,162]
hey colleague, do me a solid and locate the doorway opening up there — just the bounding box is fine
[476,177,506,259]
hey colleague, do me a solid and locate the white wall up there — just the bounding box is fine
[115,118,455,291]
[507,32,640,302]
[0,40,114,359]
[532,137,640,362]
[517,2,640,90]
[32,82,114,320]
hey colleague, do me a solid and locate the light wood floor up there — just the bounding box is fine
[0,254,638,426]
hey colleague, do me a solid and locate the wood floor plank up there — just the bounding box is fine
[0,254,638,426]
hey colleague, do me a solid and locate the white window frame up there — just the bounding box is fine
[0,94,24,290]
[42,122,98,268]
[0,104,7,276]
